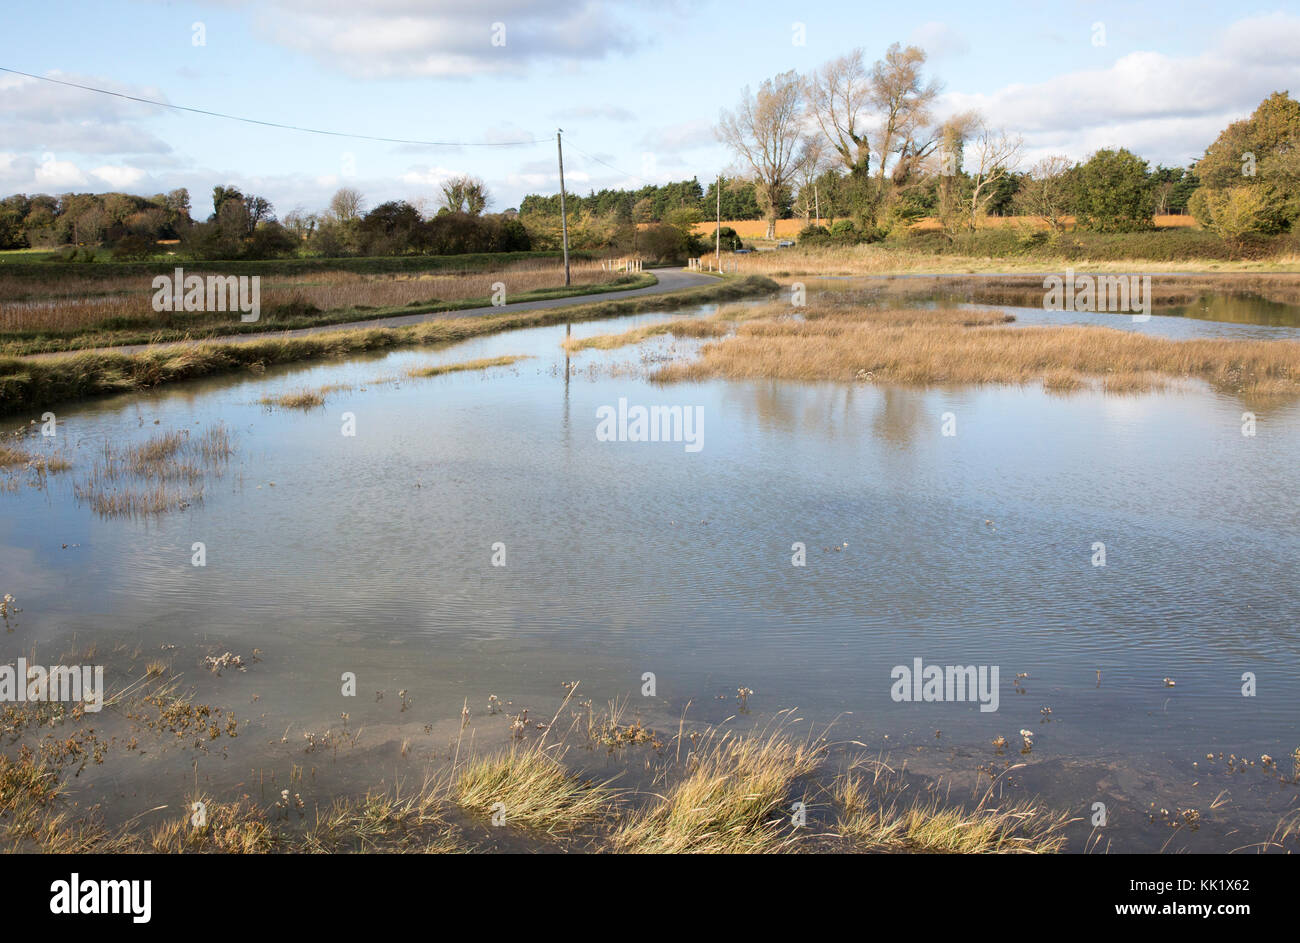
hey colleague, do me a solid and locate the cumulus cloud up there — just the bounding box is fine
[91,165,147,189]
[939,13,1300,166]
[34,155,88,188]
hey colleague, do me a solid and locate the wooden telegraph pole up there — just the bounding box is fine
[556,130,571,287]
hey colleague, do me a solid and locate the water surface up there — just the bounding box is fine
[2,288,1297,852]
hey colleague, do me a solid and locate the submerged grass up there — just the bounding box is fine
[72,422,233,517]
[0,276,778,416]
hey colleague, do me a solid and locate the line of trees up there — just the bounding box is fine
[0,189,194,252]
[0,173,531,259]
[712,45,1298,244]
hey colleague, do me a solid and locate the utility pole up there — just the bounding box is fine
[715,173,721,270]
[556,129,570,287]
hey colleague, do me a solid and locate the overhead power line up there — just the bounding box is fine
[562,138,657,187]
[0,66,550,148]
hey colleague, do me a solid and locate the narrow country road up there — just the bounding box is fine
[28,266,720,361]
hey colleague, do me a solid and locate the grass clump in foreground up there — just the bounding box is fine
[455,746,612,832]
[0,681,1110,854]
[641,296,1300,398]
[833,759,1072,853]
[612,717,824,853]
[0,276,778,416]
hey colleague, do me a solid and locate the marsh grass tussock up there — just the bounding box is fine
[563,318,732,352]
[301,785,464,853]
[610,717,824,854]
[454,744,614,832]
[832,758,1072,853]
[645,296,1300,398]
[403,354,529,379]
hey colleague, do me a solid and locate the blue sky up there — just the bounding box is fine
[1,1,1297,218]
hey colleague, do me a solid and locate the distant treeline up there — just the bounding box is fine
[517,164,1198,229]
[0,177,531,262]
[520,177,764,222]
[0,189,194,251]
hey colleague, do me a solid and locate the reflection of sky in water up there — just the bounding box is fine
[0,293,1297,850]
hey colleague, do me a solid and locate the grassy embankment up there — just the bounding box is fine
[0,276,778,416]
[568,294,1300,398]
[0,261,651,356]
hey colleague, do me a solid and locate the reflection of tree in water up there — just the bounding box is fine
[871,387,927,447]
[724,379,928,451]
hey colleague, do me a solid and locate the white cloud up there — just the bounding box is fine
[940,13,1300,166]
[251,0,649,78]
[34,155,88,188]
[399,165,467,188]
[91,165,146,189]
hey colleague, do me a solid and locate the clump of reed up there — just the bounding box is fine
[403,354,529,379]
[0,437,72,477]
[563,318,732,352]
[72,422,234,517]
[259,383,353,410]
[832,758,1072,853]
[610,714,823,853]
[149,796,280,854]
[301,784,464,853]
[454,744,613,832]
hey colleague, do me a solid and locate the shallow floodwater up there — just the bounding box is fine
[2,287,1298,852]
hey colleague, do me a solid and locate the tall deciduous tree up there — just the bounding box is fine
[716,71,807,239]
[328,187,365,223]
[805,50,873,219]
[868,43,941,223]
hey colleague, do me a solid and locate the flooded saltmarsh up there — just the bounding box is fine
[1,285,1298,852]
